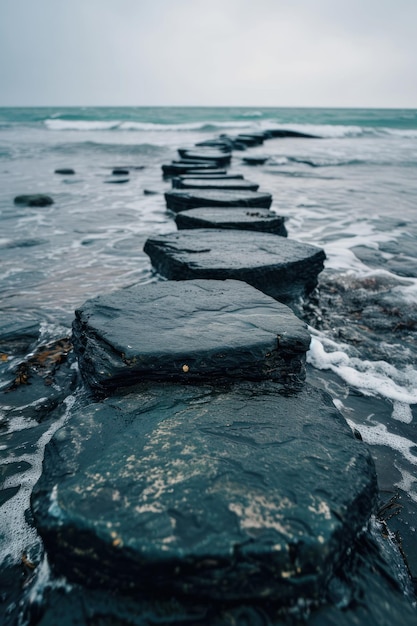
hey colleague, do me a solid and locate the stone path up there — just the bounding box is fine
[28,128,417,624]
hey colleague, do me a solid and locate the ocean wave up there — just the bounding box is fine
[44,119,257,132]
[382,128,417,138]
[41,118,417,139]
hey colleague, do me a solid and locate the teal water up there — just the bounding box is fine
[1,106,417,130]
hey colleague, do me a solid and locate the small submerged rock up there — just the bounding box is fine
[54,168,75,175]
[14,194,54,207]
[242,156,269,165]
[144,230,325,305]
[175,207,287,236]
[72,279,310,392]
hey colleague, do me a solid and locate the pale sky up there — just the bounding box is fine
[1,0,417,107]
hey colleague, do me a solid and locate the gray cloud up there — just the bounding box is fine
[1,0,416,106]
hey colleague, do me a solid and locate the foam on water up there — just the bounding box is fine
[346,419,417,503]
[308,333,417,407]
[0,395,76,564]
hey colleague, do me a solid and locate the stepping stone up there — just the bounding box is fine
[177,150,231,166]
[176,173,244,180]
[236,133,264,146]
[104,178,129,184]
[195,140,232,151]
[162,163,226,176]
[172,178,260,191]
[112,168,129,175]
[31,381,377,603]
[165,189,272,212]
[179,170,232,177]
[175,207,287,237]
[242,156,269,165]
[72,279,310,392]
[14,194,54,207]
[144,230,325,304]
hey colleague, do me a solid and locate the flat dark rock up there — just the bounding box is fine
[162,163,226,176]
[235,133,264,146]
[14,194,54,207]
[172,177,259,191]
[175,173,244,181]
[165,189,272,212]
[178,169,230,177]
[144,230,325,304]
[172,159,224,165]
[104,178,129,184]
[177,150,231,166]
[54,168,75,175]
[72,279,310,392]
[32,381,377,603]
[175,207,287,236]
[112,168,129,175]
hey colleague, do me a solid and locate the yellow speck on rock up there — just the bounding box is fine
[182,364,189,373]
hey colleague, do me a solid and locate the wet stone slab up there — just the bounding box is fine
[72,279,310,392]
[162,163,226,176]
[144,230,325,305]
[177,149,232,166]
[31,381,377,604]
[165,189,272,212]
[175,207,287,236]
[175,173,244,180]
[172,177,259,191]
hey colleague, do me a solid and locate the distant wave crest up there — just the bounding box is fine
[43,118,417,139]
[44,119,258,132]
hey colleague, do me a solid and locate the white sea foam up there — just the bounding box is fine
[392,401,413,424]
[394,467,417,504]
[0,394,76,565]
[346,419,417,467]
[308,334,417,407]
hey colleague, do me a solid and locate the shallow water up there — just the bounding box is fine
[0,107,417,614]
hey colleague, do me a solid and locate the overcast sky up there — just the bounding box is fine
[1,0,417,108]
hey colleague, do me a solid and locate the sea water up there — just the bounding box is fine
[0,106,417,599]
